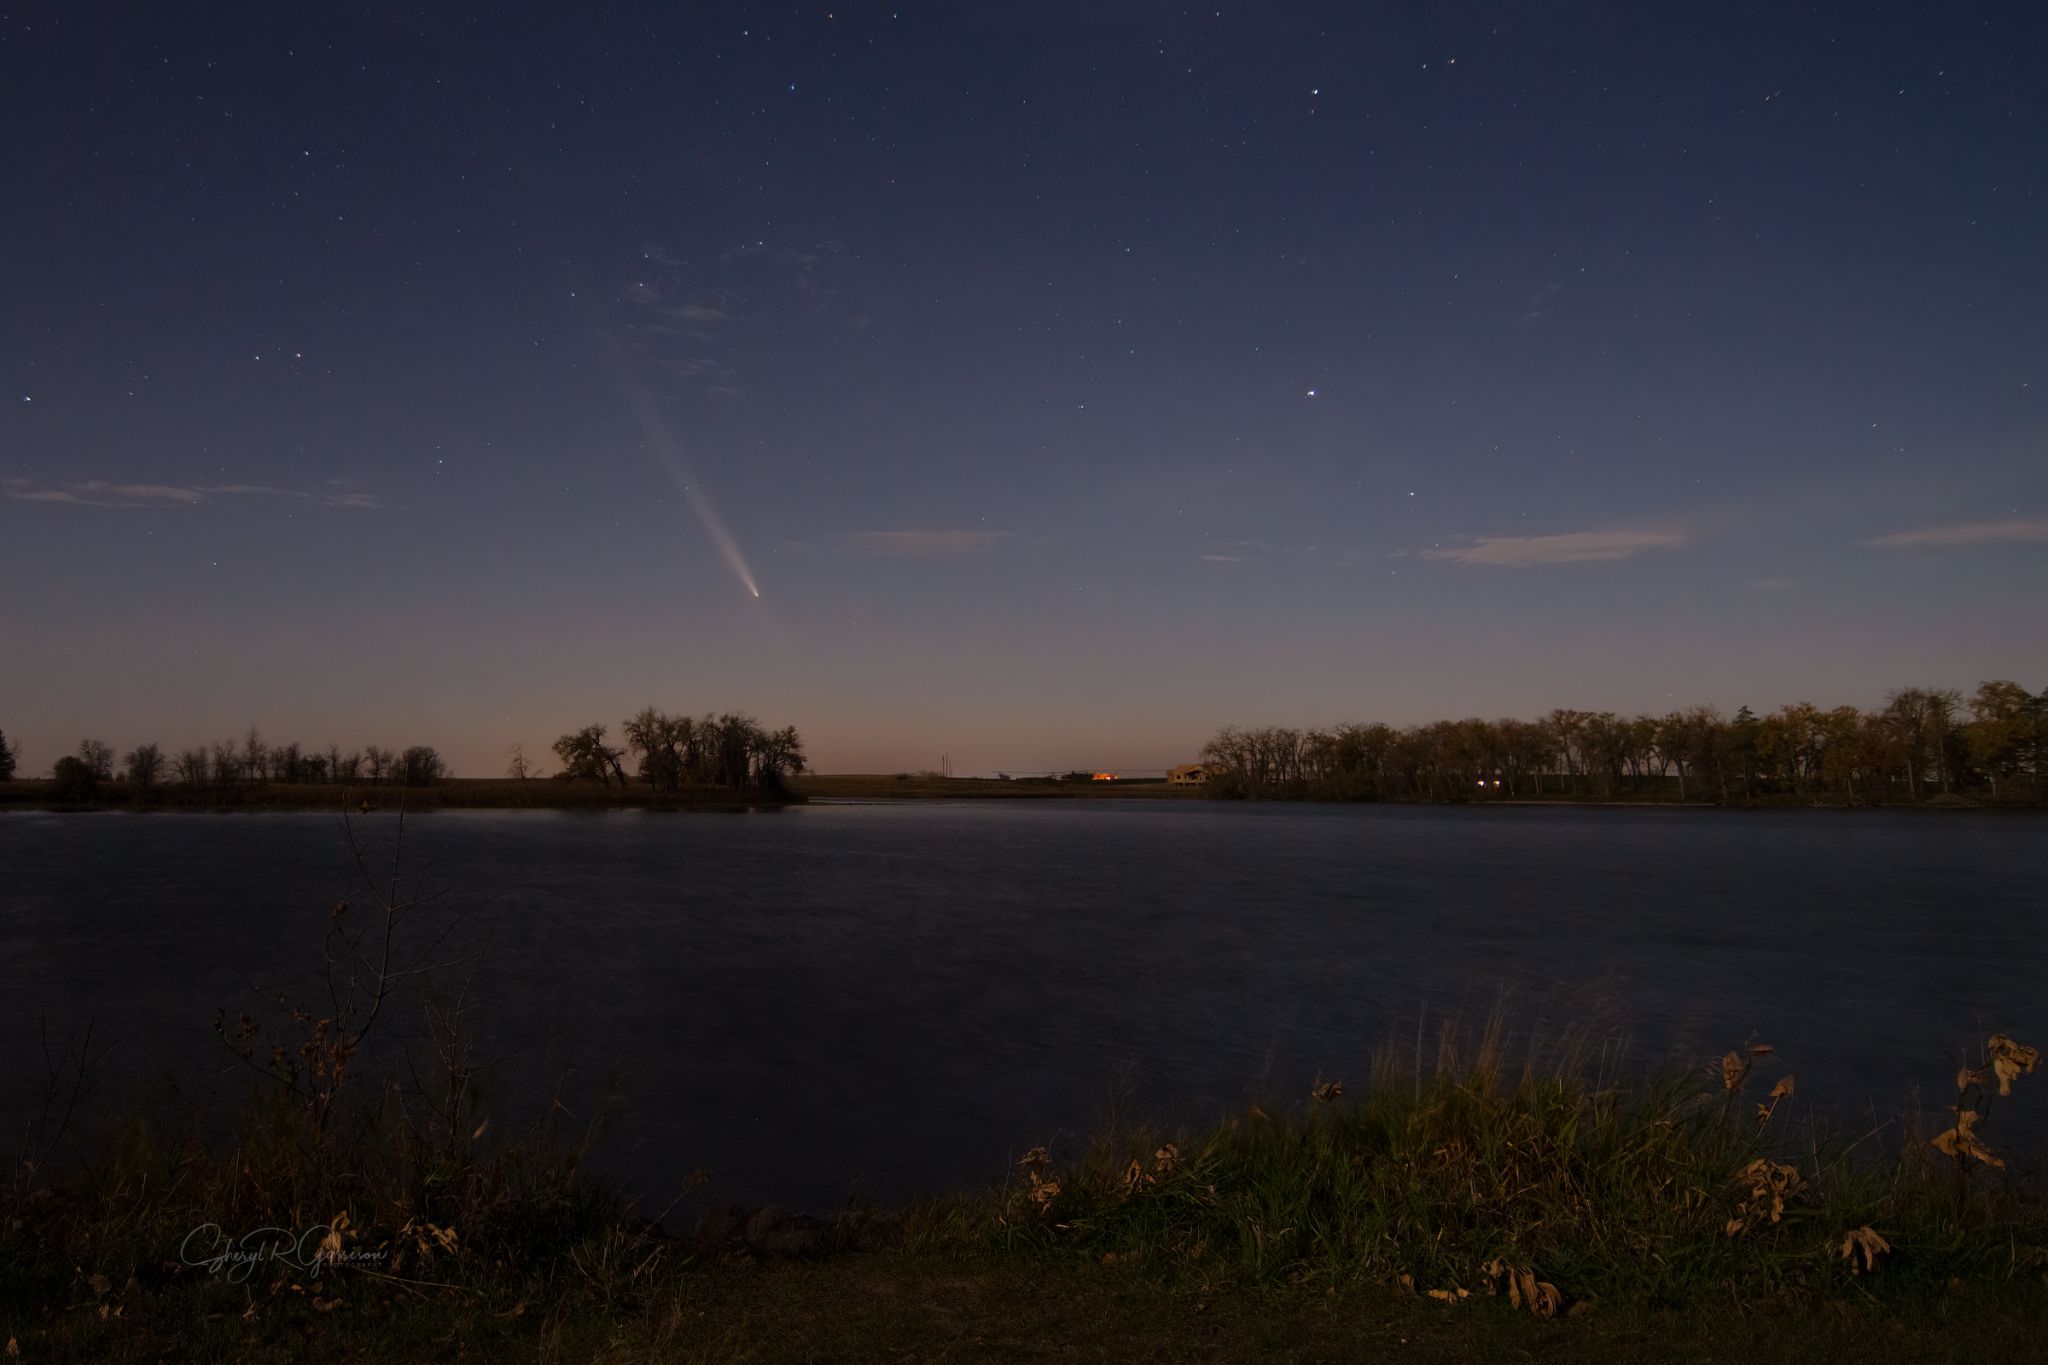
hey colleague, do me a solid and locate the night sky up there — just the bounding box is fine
[3,2,2044,776]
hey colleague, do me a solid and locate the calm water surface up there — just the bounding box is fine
[3,802,2044,1209]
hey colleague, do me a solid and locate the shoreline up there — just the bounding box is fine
[4,773,2044,813]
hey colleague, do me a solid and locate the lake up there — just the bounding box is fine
[2,801,2043,1210]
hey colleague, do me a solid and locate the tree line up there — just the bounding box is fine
[16,727,450,801]
[547,709,805,794]
[1199,682,2048,804]
[0,708,809,802]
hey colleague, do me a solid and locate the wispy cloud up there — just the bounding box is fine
[849,529,1012,556]
[1421,529,1686,567]
[619,239,843,396]
[1865,519,2048,549]
[4,478,379,510]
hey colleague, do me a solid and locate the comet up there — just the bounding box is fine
[624,388,762,599]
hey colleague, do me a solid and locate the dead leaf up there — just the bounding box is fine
[1016,1146,1051,1169]
[1932,1110,2003,1167]
[1770,1074,1796,1101]
[1312,1079,1344,1103]
[1728,1158,1807,1234]
[1721,1051,1747,1093]
[1482,1259,1561,1316]
[1153,1143,1180,1174]
[1839,1226,1891,1275]
[1988,1036,2039,1096]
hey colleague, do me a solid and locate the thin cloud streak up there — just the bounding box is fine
[1865,519,2048,549]
[1421,529,1686,567]
[4,478,379,509]
[849,529,1012,556]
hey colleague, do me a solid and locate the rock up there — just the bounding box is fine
[827,1210,904,1252]
[690,1203,901,1258]
[743,1206,831,1258]
[691,1205,751,1250]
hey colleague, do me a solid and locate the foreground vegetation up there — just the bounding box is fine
[6,1009,2044,1360]
[1203,680,2048,804]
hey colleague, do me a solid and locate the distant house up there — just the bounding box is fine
[1168,763,1211,786]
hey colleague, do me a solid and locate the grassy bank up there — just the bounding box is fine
[6,1021,2044,1361]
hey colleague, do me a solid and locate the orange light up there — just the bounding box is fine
[1092,772,1117,782]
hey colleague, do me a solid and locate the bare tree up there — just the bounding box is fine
[552,724,625,785]
[173,746,210,786]
[398,746,447,786]
[76,739,115,782]
[241,726,269,785]
[123,742,164,789]
[209,739,243,786]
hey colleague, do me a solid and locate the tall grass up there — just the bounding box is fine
[928,1015,2048,1311]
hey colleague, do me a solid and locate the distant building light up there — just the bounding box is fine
[1093,772,1117,782]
